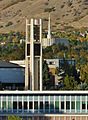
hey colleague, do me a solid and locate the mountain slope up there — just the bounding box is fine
[0,0,88,32]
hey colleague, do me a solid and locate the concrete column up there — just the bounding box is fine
[33,96,34,113]
[6,96,8,112]
[38,95,40,113]
[80,96,82,113]
[43,96,45,113]
[27,96,29,113]
[54,95,55,113]
[34,58,39,90]
[49,95,50,113]
[17,96,18,113]
[59,96,61,111]
[75,96,76,113]
[64,95,66,113]
[70,95,71,113]
[12,96,13,113]
[40,19,42,91]
[22,96,24,113]
[30,19,34,91]
[1,96,2,112]
[25,19,30,90]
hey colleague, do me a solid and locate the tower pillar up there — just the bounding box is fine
[25,18,42,91]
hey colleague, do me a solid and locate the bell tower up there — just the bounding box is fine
[25,19,42,91]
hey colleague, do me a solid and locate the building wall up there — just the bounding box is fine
[0,92,88,115]
[0,116,88,120]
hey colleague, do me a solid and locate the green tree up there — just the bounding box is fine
[42,60,50,90]
[63,75,78,90]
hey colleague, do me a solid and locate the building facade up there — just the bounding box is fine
[0,91,88,120]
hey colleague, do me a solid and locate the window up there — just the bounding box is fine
[34,102,38,109]
[8,101,12,109]
[40,102,43,109]
[66,101,70,110]
[13,102,17,109]
[34,25,40,41]
[45,101,49,109]
[55,101,59,111]
[87,102,88,110]
[61,102,64,109]
[50,101,54,112]
[18,102,22,109]
[82,102,86,109]
[2,101,6,110]
[34,44,41,56]
[24,102,27,110]
[29,102,33,109]
[76,101,80,110]
[27,44,30,56]
[71,101,75,109]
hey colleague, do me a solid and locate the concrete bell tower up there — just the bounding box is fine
[25,19,42,91]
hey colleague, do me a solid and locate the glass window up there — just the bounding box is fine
[23,96,27,101]
[8,101,12,109]
[82,102,86,109]
[76,96,80,101]
[18,96,22,101]
[61,96,64,101]
[8,96,12,101]
[71,101,75,109]
[13,102,17,109]
[76,101,80,110]
[66,96,70,101]
[50,101,54,109]
[87,102,88,110]
[24,102,27,110]
[55,96,59,101]
[34,96,38,101]
[29,102,33,109]
[66,101,70,110]
[18,102,22,109]
[2,101,6,110]
[71,96,75,101]
[50,101,54,112]
[3,96,6,101]
[61,102,64,109]
[13,96,17,101]
[55,101,59,111]
[39,96,43,101]
[45,101,49,109]
[45,96,48,101]
[34,102,38,109]
[40,102,43,109]
[29,96,33,101]
[82,96,85,101]
[50,96,54,101]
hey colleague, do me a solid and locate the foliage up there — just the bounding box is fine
[42,60,53,90]
[63,75,78,90]
[8,116,22,120]
[80,64,88,83]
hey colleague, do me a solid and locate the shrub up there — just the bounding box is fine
[5,21,13,27]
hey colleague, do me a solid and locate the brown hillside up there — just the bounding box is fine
[0,0,88,32]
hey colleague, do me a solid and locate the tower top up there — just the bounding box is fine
[47,13,51,39]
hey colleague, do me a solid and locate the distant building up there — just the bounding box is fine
[45,58,76,69]
[0,61,24,90]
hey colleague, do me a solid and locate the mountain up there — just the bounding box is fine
[0,0,88,32]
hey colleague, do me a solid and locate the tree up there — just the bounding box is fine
[42,60,53,90]
[63,75,78,90]
[80,64,88,83]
